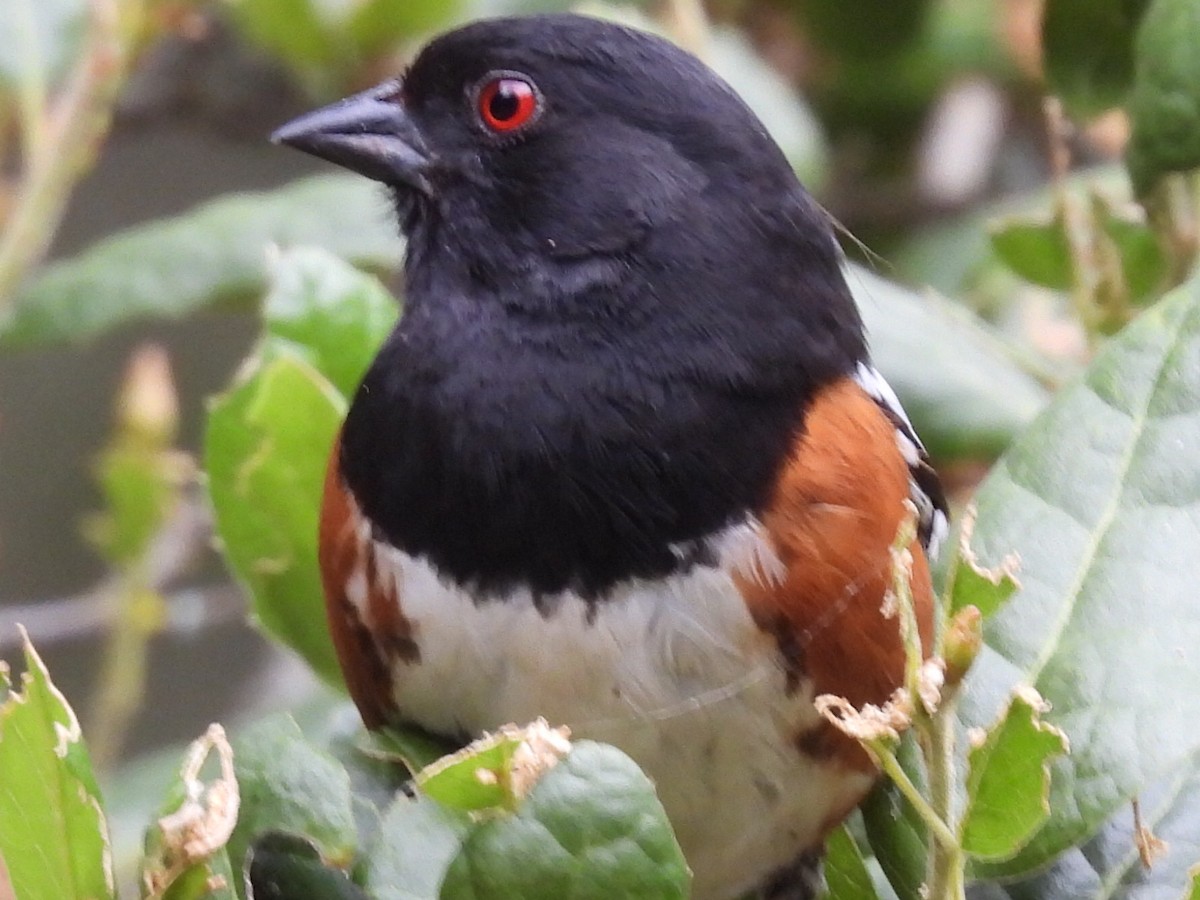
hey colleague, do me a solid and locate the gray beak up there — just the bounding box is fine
[271,81,432,194]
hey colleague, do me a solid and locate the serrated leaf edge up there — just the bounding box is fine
[959,505,1021,589]
[962,685,1070,860]
[2,625,116,897]
[143,724,240,897]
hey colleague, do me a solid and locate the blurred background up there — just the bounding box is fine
[0,0,1131,839]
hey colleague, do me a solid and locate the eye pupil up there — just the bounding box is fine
[489,85,522,121]
[479,77,538,132]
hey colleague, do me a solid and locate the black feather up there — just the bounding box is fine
[338,14,869,598]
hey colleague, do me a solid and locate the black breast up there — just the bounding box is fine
[339,163,866,602]
[340,253,862,600]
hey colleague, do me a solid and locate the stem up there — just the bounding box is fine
[873,744,960,854]
[1145,173,1200,289]
[1043,99,1103,347]
[88,578,159,772]
[888,501,968,898]
[13,0,49,160]
[0,0,139,307]
[661,0,712,58]
[85,491,207,772]
[924,696,966,900]
[889,506,925,696]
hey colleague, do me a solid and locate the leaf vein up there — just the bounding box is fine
[1022,326,1187,687]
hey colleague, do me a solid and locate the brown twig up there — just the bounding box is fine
[1132,797,1168,869]
[1044,98,1106,346]
[0,580,243,652]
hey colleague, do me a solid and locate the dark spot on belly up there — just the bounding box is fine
[753,774,781,805]
[380,630,421,664]
[757,615,807,693]
[793,723,841,761]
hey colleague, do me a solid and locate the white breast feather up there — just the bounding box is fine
[362,519,874,899]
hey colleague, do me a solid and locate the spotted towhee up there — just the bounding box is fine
[273,14,948,899]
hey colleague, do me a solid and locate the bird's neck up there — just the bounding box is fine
[339,237,866,600]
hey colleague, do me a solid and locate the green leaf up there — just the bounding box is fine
[960,688,1070,862]
[789,0,1010,146]
[988,215,1074,291]
[139,724,239,900]
[172,859,237,900]
[159,854,237,900]
[792,0,932,60]
[145,841,238,900]
[3,175,400,349]
[819,825,881,900]
[205,352,345,686]
[0,630,115,900]
[949,558,1020,619]
[208,247,399,682]
[949,517,1021,617]
[1094,197,1170,304]
[108,746,203,888]
[346,0,464,60]
[859,736,928,900]
[440,741,689,900]
[228,0,462,86]
[1127,0,1200,194]
[323,728,414,837]
[262,246,398,399]
[894,165,1131,299]
[364,795,471,900]
[846,264,1050,460]
[968,751,1200,898]
[963,273,1200,876]
[107,690,358,887]
[225,0,343,84]
[0,0,86,92]
[245,832,368,900]
[359,724,459,776]
[1108,224,1168,306]
[414,720,569,813]
[1042,0,1151,116]
[228,716,358,881]
[416,733,524,812]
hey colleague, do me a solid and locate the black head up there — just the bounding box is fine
[273,15,857,317]
[279,17,793,245]
[275,14,870,598]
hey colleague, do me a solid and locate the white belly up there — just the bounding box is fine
[371,524,872,898]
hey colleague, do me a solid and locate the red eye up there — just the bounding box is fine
[478,77,538,133]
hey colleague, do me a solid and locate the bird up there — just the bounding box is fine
[272,13,947,899]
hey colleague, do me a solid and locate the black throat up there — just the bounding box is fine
[338,193,865,601]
